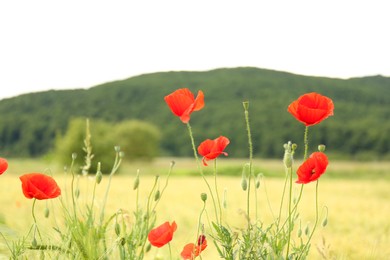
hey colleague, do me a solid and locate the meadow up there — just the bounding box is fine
[1,157,389,259]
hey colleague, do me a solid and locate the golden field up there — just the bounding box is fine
[0,158,389,259]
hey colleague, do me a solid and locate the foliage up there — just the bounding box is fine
[53,118,160,173]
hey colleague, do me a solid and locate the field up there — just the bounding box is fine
[1,158,390,259]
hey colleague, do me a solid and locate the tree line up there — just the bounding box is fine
[0,67,389,161]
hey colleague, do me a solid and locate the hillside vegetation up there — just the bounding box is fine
[0,67,389,159]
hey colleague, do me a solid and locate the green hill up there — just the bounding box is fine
[0,67,389,160]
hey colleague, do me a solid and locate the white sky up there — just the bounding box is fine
[1,0,389,100]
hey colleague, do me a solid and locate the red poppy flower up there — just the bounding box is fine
[181,235,208,260]
[148,221,177,248]
[287,92,334,126]
[198,136,230,166]
[0,158,8,175]
[164,88,205,123]
[19,173,61,200]
[296,152,328,184]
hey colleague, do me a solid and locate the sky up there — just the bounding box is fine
[1,0,389,100]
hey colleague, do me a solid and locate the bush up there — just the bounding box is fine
[53,118,160,174]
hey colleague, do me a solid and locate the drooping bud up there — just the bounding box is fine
[241,178,248,191]
[200,193,207,202]
[115,222,121,236]
[75,188,80,199]
[133,170,140,190]
[154,190,160,201]
[44,207,50,218]
[304,223,310,236]
[241,163,249,191]
[145,243,152,253]
[255,173,262,189]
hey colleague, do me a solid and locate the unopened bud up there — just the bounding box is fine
[283,141,293,168]
[322,218,328,227]
[297,228,302,238]
[241,178,248,191]
[114,146,121,152]
[292,143,298,151]
[119,151,125,158]
[255,173,262,189]
[242,101,249,111]
[115,223,121,236]
[305,224,310,236]
[200,193,207,202]
[72,153,77,160]
[154,190,160,201]
[44,207,50,218]
[223,189,228,209]
[318,144,326,152]
[75,188,80,199]
[133,170,140,190]
[145,243,152,253]
[32,237,37,248]
[96,163,103,184]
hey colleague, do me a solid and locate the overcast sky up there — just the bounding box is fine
[0,0,389,99]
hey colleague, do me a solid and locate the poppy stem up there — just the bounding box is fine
[213,160,223,224]
[186,123,219,225]
[299,180,320,259]
[304,126,309,160]
[285,165,293,259]
[31,199,42,241]
[243,102,254,224]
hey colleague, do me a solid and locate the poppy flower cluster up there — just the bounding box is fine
[296,152,329,184]
[181,235,208,260]
[198,136,230,166]
[288,92,334,126]
[148,221,177,248]
[164,88,205,123]
[19,173,61,200]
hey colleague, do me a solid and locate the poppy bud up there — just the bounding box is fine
[96,162,103,184]
[154,190,160,201]
[115,223,121,236]
[170,161,175,167]
[145,243,152,253]
[255,173,262,189]
[297,228,302,238]
[72,153,77,160]
[292,143,298,151]
[75,188,80,199]
[200,193,207,202]
[32,237,37,248]
[119,151,125,158]
[305,224,310,236]
[242,101,249,111]
[44,207,50,218]
[241,178,248,191]
[322,218,328,227]
[318,144,326,152]
[114,146,121,152]
[283,141,293,168]
[133,170,140,190]
[223,188,228,209]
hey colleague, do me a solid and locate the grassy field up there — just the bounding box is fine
[0,158,389,259]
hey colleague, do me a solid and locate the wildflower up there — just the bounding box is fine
[0,158,8,175]
[181,235,208,260]
[198,136,230,166]
[296,152,328,184]
[287,92,334,126]
[148,221,177,248]
[19,173,61,200]
[164,88,204,123]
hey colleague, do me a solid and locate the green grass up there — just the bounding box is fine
[1,158,390,259]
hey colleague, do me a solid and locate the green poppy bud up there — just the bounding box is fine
[115,223,121,236]
[44,207,50,218]
[242,101,250,111]
[200,193,207,202]
[154,190,160,201]
[133,170,140,190]
[318,144,326,152]
[241,178,248,191]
